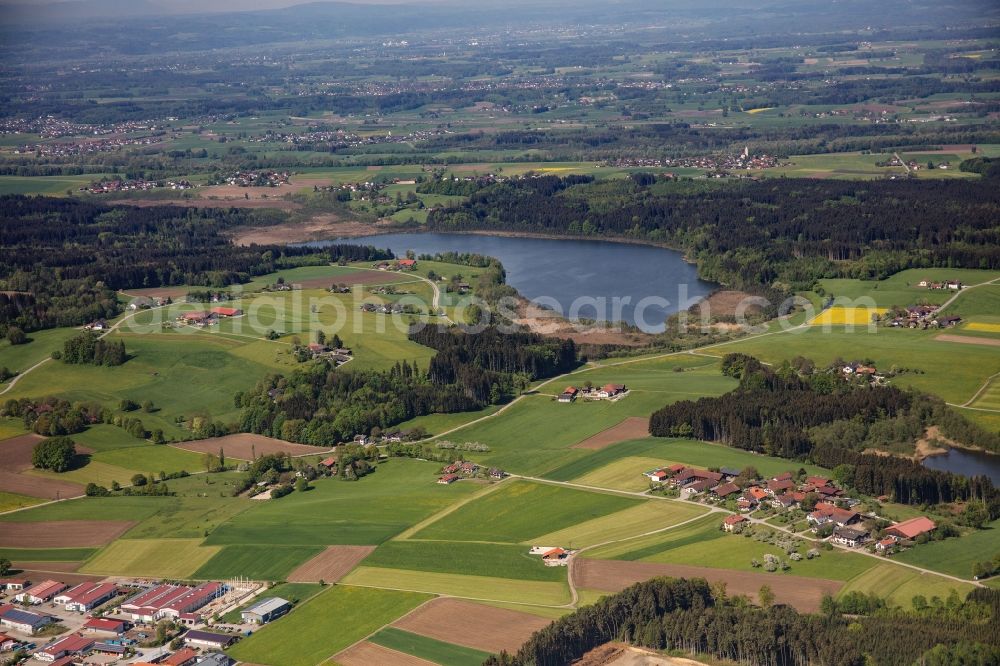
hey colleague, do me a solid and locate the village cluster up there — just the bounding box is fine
[643,465,938,556]
[603,146,780,172]
[211,171,290,188]
[0,574,296,665]
[436,460,507,485]
[79,180,192,195]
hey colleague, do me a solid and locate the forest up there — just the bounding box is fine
[486,577,1000,666]
[0,195,393,335]
[427,174,1000,296]
[238,326,578,445]
[648,354,1000,511]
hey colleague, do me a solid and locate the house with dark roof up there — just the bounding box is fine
[833,526,869,548]
[183,630,238,650]
[0,605,53,634]
[240,597,291,625]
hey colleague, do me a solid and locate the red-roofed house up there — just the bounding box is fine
[36,634,94,662]
[162,647,198,666]
[558,386,579,403]
[885,517,936,540]
[398,259,417,269]
[0,632,17,651]
[712,482,740,498]
[210,307,242,317]
[805,476,830,487]
[437,473,459,484]
[875,536,899,553]
[772,471,793,482]
[766,479,795,496]
[16,580,66,605]
[722,515,748,532]
[319,457,336,469]
[808,502,859,528]
[644,469,669,482]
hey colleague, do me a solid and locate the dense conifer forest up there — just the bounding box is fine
[485,578,1000,666]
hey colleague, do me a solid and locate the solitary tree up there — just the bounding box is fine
[31,437,76,472]
[758,584,775,609]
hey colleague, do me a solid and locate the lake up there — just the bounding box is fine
[310,232,716,333]
[922,447,1000,484]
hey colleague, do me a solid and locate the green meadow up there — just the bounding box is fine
[227,585,432,666]
[369,627,492,666]
[341,566,571,605]
[193,544,324,581]
[81,538,221,578]
[413,479,639,543]
[0,547,96,562]
[894,519,1000,578]
[365,540,566,582]
[204,459,480,547]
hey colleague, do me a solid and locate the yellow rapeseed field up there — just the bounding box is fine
[966,322,1000,333]
[809,306,887,326]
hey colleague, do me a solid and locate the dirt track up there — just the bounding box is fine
[0,520,136,548]
[172,433,328,460]
[336,641,436,666]
[575,559,842,613]
[571,417,650,450]
[393,597,552,653]
[286,545,374,583]
[936,334,1000,347]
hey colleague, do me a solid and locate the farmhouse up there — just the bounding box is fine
[437,473,459,484]
[808,502,859,528]
[680,478,715,497]
[884,516,936,540]
[240,597,291,625]
[183,629,238,650]
[15,579,66,604]
[875,536,899,552]
[595,383,628,399]
[766,479,795,496]
[35,635,94,662]
[82,617,130,636]
[397,258,417,270]
[722,514,748,532]
[210,306,243,317]
[832,526,869,548]
[53,581,118,612]
[179,311,216,326]
[558,386,579,403]
[712,482,740,498]
[0,605,52,634]
[0,632,16,651]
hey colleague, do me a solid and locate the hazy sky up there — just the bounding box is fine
[0,0,443,6]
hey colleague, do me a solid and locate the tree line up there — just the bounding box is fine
[486,577,1000,666]
[426,174,1000,296]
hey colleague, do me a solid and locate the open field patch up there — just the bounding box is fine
[366,541,565,582]
[0,491,45,513]
[571,417,650,450]
[342,566,571,605]
[0,520,135,548]
[838,563,973,609]
[413,479,639,543]
[335,641,437,666]
[227,585,432,666]
[392,597,552,654]
[935,334,1000,347]
[0,433,46,470]
[575,559,841,613]
[532,501,708,550]
[205,459,480,547]
[571,456,671,491]
[193,544,323,581]
[172,433,328,459]
[286,545,376,582]
[0,547,95,561]
[370,627,492,666]
[81,538,220,578]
